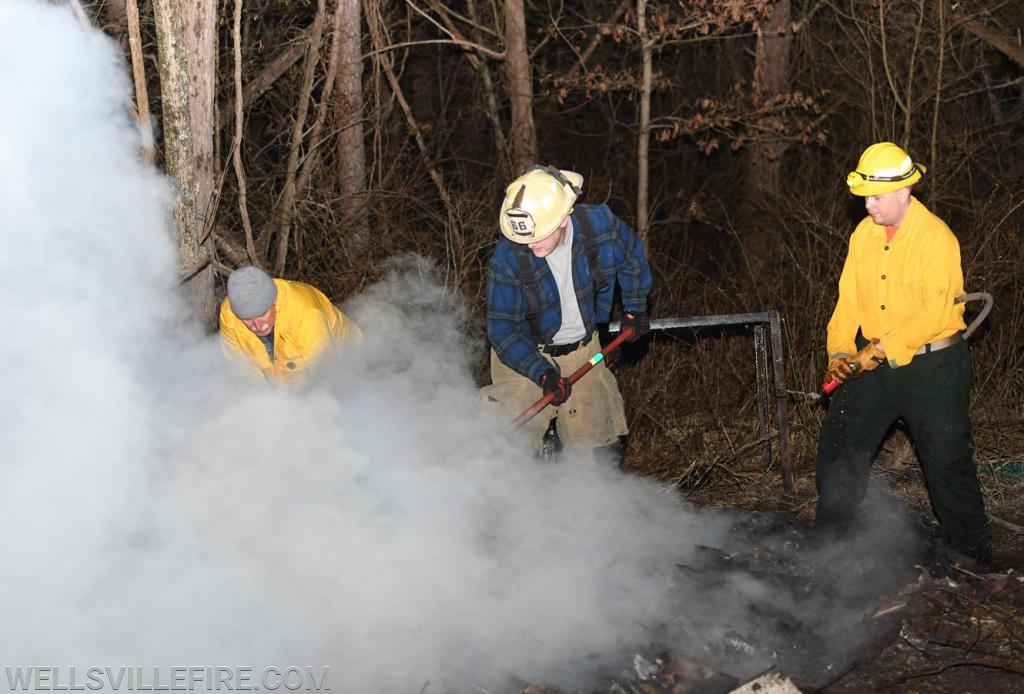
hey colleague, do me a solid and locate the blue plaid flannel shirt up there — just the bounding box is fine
[486,204,652,384]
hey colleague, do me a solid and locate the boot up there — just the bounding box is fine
[538,417,562,463]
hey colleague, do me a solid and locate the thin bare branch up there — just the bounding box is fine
[125,0,155,163]
[218,28,315,132]
[272,0,328,274]
[952,5,1024,69]
[566,0,631,80]
[66,0,157,162]
[231,0,257,265]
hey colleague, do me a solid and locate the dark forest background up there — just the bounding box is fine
[84,0,1023,487]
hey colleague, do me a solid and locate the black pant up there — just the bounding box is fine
[815,340,990,558]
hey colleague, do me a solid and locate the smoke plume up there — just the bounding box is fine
[0,2,926,692]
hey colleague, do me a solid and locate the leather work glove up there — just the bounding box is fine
[849,338,887,375]
[824,357,857,386]
[539,368,572,405]
[621,311,651,343]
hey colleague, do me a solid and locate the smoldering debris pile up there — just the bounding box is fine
[514,651,801,693]
[507,502,937,694]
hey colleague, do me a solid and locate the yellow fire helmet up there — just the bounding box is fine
[846,142,926,196]
[499,165,584,244]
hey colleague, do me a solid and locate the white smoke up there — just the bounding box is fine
[0,2,926,692]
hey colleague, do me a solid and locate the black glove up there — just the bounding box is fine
[621,311,650,342]
[539,368,572,405]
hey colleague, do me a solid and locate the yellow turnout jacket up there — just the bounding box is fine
[219,278,361,386]
[827,196,966,368]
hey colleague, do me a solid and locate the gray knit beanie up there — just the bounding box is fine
[227,266,278,319]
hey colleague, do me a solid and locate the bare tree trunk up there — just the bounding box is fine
[503,0,537,172]
[334,0,369,253]
[739,0,792,275]
[152,0,219,330]
[635,0,651,246]
[748,0,791,198]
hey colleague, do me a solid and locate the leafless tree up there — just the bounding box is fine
[152,0,218,330]
[503,0,537,172]
[333,0,370,252]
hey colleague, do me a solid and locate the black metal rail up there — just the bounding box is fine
[610,312,793,493]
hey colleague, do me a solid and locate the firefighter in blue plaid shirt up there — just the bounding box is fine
[480,165,652,464]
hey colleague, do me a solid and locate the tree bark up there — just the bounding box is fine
[740,0,792,275]
[748,0,792,198]
[152,0,219,330]
[503,0,537,172]
[334,0,369,253]
[636,0,651,246]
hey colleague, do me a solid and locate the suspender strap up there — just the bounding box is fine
[573,208,608,291]
[513,244,543,343]
[512,206,608,344]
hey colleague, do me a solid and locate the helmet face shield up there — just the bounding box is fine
[846,142,925,196]
[499,167,583,243]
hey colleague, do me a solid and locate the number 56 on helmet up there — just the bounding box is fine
[499,166,584,244]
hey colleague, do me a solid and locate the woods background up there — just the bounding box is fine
[78,0,1022,485]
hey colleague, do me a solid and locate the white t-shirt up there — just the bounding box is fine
[546,221,587,345]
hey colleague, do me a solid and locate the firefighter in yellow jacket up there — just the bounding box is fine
[219,266,361,386]
[816,142,991,568]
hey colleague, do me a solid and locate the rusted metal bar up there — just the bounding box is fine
[753,322,771,470]
[610,311,792,492]
[769,311,793,492]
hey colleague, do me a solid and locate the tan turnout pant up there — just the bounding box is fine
[480,333,628,453]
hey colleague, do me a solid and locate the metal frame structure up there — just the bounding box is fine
[610,312,793,492]
[605,294,992,494]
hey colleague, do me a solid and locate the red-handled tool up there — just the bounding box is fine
[819,290,987,397]
[818,291,993,399]
[821,378,841,395]
[821,361,862,397]
[513,326,635,428]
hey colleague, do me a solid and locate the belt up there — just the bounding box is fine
[914,333,962,356]
[540,335,591,356]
